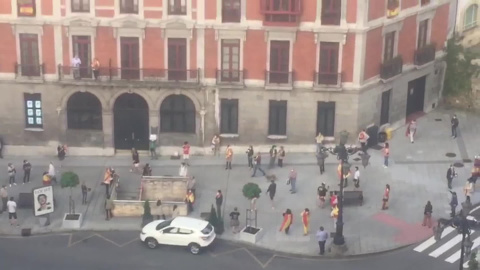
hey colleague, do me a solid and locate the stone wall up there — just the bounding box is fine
[141,176,188,201]
[112,200,188,217]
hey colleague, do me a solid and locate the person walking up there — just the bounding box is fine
[423,201,433,228]
[288,169,297,194]
[331,205,339,229]
[57,144,66,161]
[266,180,276,209]
[182,141,191,165]
[382,184,390,210]
[462,196,473,217]
[185,189,195,212]
[300,208,310,236]
[316,150,327,175]
[383,143,390,168]
[7,197,19,227]
[81,182,88,205]
[0,186,8,213]
[105,195,113,221]
[251,152,266,177]
[149,136,157,160]
[317,183,328,208]
[278,146,285,168]
[142,163,152,176]
[358,129,370,153]
[353,166,360,189]
[225,145,233,170]
[279,209,293,235]
[316,226,329,255]
[450,191,458,217]
[7,163,16,187]
[359,151,370,168]
[229,207,240,233]
[48,162,57,185]
[451,114,459,139]
[179,162,188,177]
[330,191,338,208]
[22,160,32,184]
[130,148,140,173]
[315,132,324,154]
[246,146,254,169]
[215,190,223,217]
[211,135,220,156]
[446,165,456,189]
[406,120,417,143]
[268,145,277,169]
[91,57,100,80]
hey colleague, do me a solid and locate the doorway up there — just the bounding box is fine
[120,37,140,80]
[113,93,149,150]
[380,89,391,125]
[406,76,426,118]
[317,101,336,137]
[72,36,91,78]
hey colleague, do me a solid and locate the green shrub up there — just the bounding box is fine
[242,183,261,200]
[469,251,479,270]
[60,171,79,189]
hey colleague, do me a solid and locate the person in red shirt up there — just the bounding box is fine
[382,184,390,210]
[330,191,338,207]
[383,142,390,168]
[182,141,190,165]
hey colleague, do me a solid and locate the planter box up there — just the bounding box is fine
[62,213,83,229]
[239,226,264,244]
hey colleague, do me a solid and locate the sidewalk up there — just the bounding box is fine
[0,107,478,257]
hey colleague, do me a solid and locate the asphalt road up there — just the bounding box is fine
[0,231,452,270]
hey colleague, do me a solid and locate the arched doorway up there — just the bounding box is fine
[113,93,149,150]
[160,95,195,133]
[67,92,103,130]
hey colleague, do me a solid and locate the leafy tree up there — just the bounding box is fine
[60,171,80,214]
[242,183,261,200]
[444,37,480,97]
[207,204,224,235]
[469,251,479,270]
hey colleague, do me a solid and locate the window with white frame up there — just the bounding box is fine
[464,4,478,30]
[24,93,43,129]
[169,0,186,15]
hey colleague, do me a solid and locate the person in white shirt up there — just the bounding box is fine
[48,162,57,184]
[179,162,188,177]
[7,197,19,227]
[353,166,360,189]
[71,55,82,79]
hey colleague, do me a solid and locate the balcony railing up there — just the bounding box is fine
[380,55,403,80]
[216,69,245,86]
[15,63,44,78]
[314,72,341,87]
[58,64,200,85]
[265,71,294,87]
[414,44,436,66]
[261,0,302,26]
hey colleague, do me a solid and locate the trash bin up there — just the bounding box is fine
[378,132,387,143]
[366,125,379,147]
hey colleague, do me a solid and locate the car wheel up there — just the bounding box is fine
[188,243,201,255]
[145,238,158,249]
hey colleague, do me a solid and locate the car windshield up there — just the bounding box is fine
[155,219,172,231]
[201,224,214,235]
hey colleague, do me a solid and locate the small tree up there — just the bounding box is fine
[60,171,80,214]
[242,183,261,200]
[208,204,224,235]
[469,251,479,270]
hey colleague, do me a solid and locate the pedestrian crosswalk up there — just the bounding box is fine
[414,226,478,267]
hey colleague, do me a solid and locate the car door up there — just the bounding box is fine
[175,227,194,246]
[158,227,178,245]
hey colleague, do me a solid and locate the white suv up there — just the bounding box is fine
[140,217,216,254]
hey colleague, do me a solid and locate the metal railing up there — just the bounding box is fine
[314,72,341,87]
[414,43,436,66]
[265,70,294,87]
[380,55,403,80]
[216,69,245,86]
[15,63,45,78]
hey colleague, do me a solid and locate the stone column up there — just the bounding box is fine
[149,109,159,135]
[102,110,114,156]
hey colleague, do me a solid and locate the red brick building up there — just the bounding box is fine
[0,0,451,155]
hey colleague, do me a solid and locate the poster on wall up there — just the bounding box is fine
[33,186,54,216]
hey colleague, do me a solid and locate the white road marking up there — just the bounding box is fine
[414,227,455,252]
[446,236,480,263]
[429,233,467,258]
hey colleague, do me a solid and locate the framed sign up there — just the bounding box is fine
[33,186,54,216]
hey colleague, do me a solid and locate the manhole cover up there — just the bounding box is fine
[446,153,457,158]
[454,162,464,168]
[463,159,473,163]
[435,118,442,121]
[353,158,361,162]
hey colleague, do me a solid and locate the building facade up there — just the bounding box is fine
[456,0,480,47]
[0,0,451,155]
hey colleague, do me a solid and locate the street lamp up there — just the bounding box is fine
[333,160,346,245]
